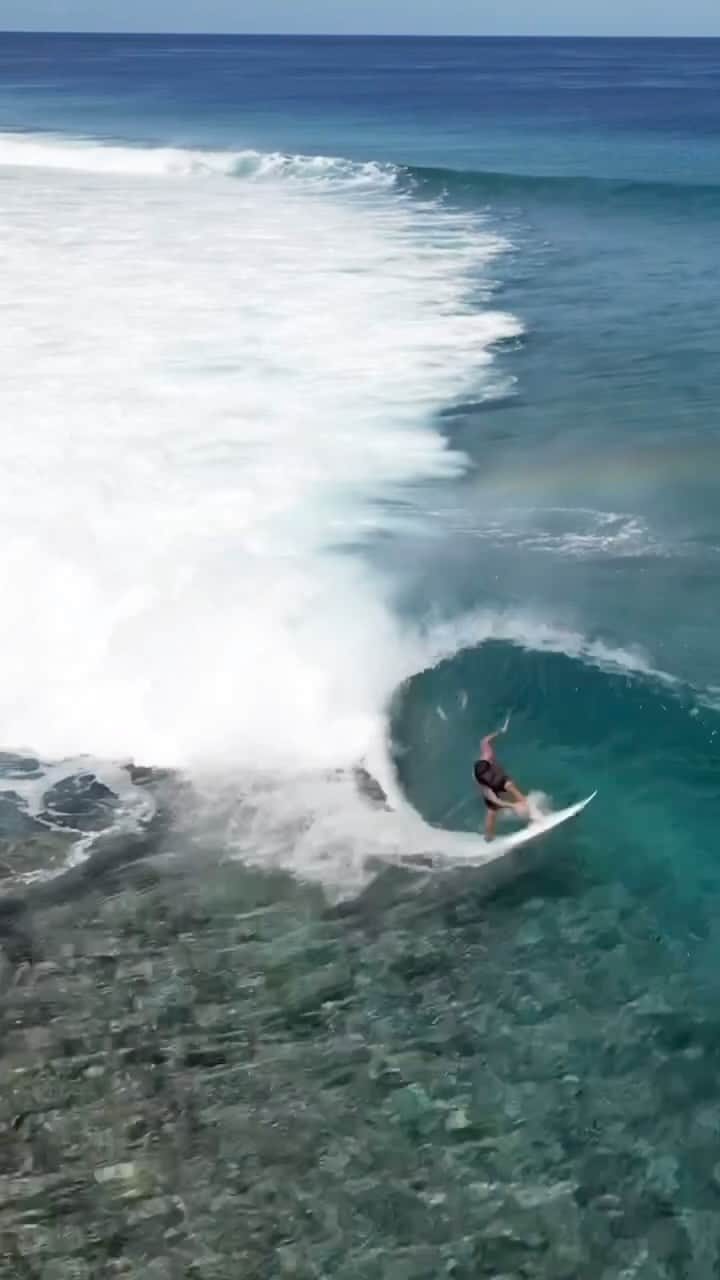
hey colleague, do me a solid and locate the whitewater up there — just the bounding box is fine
[0,133,509,749]
[0,129,542,881]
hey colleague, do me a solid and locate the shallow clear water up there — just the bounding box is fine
[2,32,720,1278]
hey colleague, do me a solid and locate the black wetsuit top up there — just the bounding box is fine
[473,759,509,810]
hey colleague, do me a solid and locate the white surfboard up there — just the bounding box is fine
[389,791,597,873]
[488,790,597,854]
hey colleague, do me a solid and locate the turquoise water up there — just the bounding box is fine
[1,32,720,1277]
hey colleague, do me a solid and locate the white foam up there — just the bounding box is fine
[0,132,518,784]
[417,610,666,684]
[430,505,663,558]
[12,757,157,882]
[0,131,398,188]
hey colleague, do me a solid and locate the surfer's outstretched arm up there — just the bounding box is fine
[480,728,504,761]
[479,714,511,761]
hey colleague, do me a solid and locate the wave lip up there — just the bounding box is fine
[417,609,674,686]
[0,131,401,188]
[4,131,718,210]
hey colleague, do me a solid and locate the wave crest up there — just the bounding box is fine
[0,131,400,188]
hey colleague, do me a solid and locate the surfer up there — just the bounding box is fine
[473,717,529,841]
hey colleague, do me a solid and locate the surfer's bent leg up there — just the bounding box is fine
[484,808,498,841]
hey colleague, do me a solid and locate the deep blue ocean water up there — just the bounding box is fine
[2,32,720,1278]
